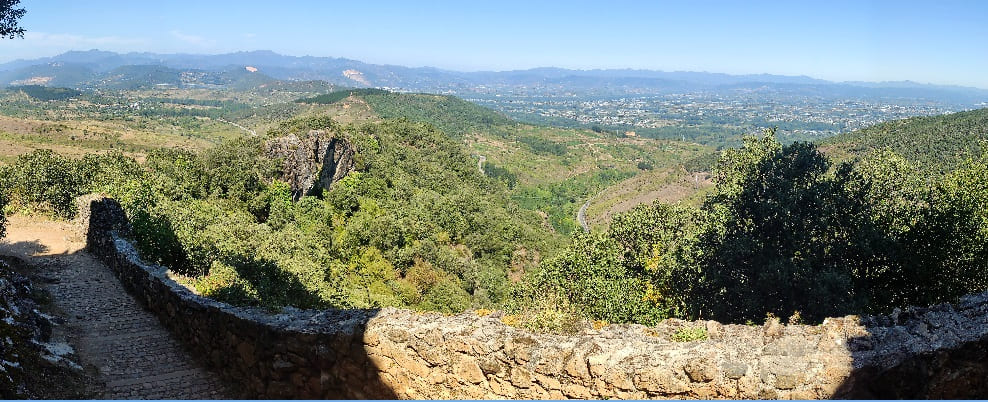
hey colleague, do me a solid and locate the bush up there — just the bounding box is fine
[80,151,145,195]
[541,131,988,325]
[671,326,708,342]
[6,149,85,219]
[536,232,665,324]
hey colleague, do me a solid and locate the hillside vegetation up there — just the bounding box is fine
[820,107,988,174]
[3,84,986,329]
[0,116,559,312]
[528,119,988,326]
[300,89,713,234]
[0,84,359,163]
[586,108,988,231]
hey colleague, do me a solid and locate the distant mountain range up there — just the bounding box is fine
[2,49,987,104]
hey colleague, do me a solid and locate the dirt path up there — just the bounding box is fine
[0,216,231,399]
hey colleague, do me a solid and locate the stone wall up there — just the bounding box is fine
[85,198,988,399]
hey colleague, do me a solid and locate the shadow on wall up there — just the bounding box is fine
[84,197,988,399]
[834,294,988,399]
[85,198,398,399]
[128,209,329,310]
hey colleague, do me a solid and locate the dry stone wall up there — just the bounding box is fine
[85,197,988,399]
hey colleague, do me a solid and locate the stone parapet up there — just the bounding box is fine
[84,197,988,399]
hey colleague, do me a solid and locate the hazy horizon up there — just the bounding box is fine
[7,47,988,92]
[2,0,987,88]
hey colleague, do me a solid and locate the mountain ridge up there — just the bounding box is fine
[3,49,987,96]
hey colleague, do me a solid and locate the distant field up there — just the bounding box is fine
[0,86,359,162]
[584,167,715,230]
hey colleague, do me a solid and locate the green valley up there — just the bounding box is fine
[1,79,987,330]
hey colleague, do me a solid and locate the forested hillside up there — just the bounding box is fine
[300,89,515,138]
[820,107,988,174]
[529,119,988,326]
[2,85,985,330]
[299,89,712,234]
[0,116,560,312]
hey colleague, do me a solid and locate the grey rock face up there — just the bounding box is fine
[265,130,355,200]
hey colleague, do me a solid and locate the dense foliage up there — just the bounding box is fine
[0,117,557,314]
[0,0,25,39]
[512,168,634,235]
[1,149,86,218]
[9,85,81,101]
[821,107,988,175]
[531,130,988,325]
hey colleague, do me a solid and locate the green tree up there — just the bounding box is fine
[0,0,25,39]
[537,232,656,324]
[900,156,988,306]
[7,149,85,218]
[688,133,882,322]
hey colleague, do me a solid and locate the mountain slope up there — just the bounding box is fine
[300,89,713,234]
[819,108,988,174]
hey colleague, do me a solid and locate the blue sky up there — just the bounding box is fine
[2,0,987,88]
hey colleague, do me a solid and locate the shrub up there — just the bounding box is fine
[535,232,667,324]
[6,149,85,219]
[671,326,708,342]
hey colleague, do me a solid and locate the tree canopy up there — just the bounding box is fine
[1,0,25,39]
[531,129,988,325]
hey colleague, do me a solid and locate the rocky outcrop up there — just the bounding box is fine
[85,197,988,399]
[0,257,90,398]
[264,130,355,200]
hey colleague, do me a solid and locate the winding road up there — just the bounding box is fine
[217,118,256,136]
[577,198,592,232]
[477,154,487,175]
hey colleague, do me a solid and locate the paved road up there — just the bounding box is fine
[577,198,591,232]
[0,216,231,399]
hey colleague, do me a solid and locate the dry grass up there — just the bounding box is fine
[586,167,715,229]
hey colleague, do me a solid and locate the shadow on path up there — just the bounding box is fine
[1,218,233,399]
[86,198,399,399]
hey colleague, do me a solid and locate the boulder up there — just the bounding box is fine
[265,129,356,200]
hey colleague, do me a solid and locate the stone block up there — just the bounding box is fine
[684,356,717,382]
[237,341,256,366]
[454,359,485,384]
[510,366,533,388]
[635,366,690,395]
[721,360,748,379]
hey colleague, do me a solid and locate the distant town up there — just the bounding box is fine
[462,90,963,143]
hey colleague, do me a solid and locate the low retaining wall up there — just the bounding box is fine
[85,198,988,399]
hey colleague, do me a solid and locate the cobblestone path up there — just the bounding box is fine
[1,216,231,399]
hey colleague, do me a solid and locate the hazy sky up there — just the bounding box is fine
[2,0,987,88]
